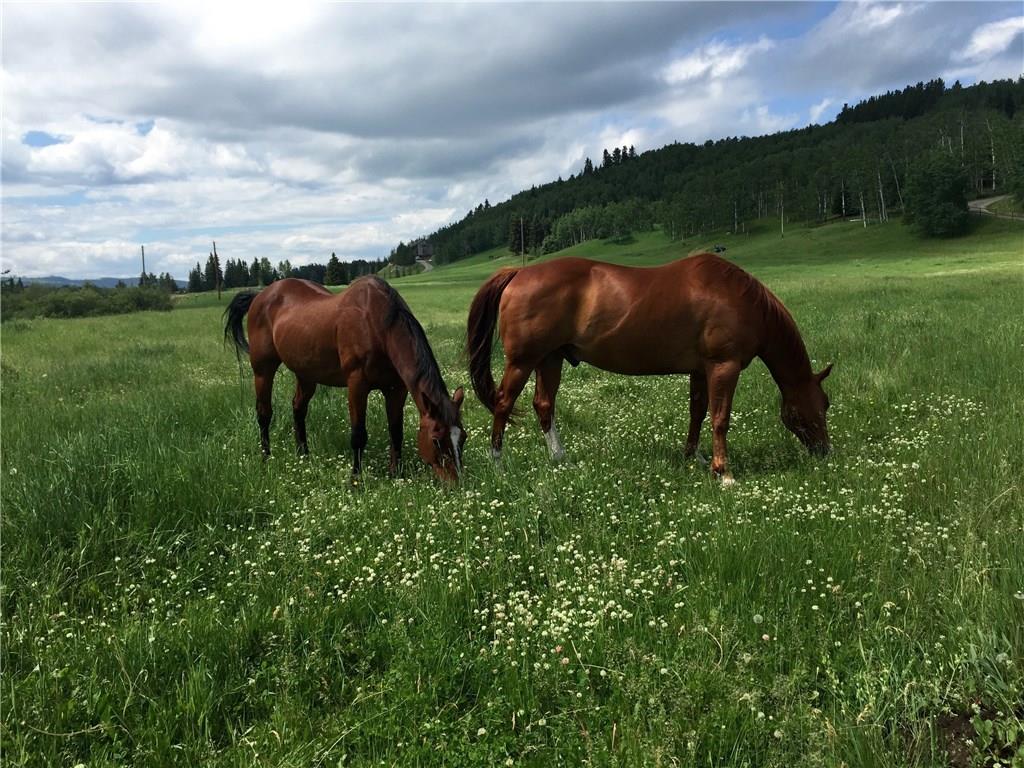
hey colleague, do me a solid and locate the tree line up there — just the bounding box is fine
[186,252,387,293]
[400,77,1023,262]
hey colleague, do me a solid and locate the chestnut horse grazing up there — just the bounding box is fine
[224,276,466,481]
[466,254,831,482]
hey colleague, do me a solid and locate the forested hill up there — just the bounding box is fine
[394,78,1022,266]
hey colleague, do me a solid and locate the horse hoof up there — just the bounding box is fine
[719,474,737,488]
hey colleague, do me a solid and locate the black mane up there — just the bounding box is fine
[366,276,455,422]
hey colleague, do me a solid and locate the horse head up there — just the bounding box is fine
[418,387,467,482]
[781,363,833,456]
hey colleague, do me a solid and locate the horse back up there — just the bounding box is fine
[497,255,766,373]
[247,278,373,385]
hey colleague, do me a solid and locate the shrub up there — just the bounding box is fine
[0,283,172,322]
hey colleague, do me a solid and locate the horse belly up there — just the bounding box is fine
[273,326,347,386]
[576,335,701,375]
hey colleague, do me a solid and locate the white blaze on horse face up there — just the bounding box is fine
[544,420,566,461]
[449,426,462,472]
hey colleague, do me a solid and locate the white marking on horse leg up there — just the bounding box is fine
[491,447,502,462]
[720,473,737,488]
[544,420,566,461]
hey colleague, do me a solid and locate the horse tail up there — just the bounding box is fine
[223,291,257,358]
[466,268,519,414]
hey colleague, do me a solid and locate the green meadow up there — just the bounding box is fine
[2,217,1023,767]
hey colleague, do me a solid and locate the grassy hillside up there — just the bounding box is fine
[3,217,1023,767]
[418,78,1023,265]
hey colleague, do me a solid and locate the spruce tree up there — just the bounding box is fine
[188,263,203,292]
[326,252,345,285]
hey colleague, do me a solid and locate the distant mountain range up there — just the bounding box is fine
[21,275,185,289]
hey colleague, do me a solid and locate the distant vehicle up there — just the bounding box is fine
[713,244,727,253]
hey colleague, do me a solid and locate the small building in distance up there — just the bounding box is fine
[411,238,433,262]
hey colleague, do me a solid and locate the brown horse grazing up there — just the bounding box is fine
[224,276,466,481]
[466,254,832,482]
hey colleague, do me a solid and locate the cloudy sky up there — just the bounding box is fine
[2,2,1022,279]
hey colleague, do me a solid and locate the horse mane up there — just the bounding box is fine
[362,276,455,421]
[692,254,812,377]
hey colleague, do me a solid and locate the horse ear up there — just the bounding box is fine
[452,387,465,410]
[816,362,834,382]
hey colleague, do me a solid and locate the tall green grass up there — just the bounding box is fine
[2,217,1022,767]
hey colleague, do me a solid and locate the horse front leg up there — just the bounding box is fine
[490,363,532,461]
[384,385,408,476]
[346,376,370,477]
[683,372,708,465]
[292,377,317,456]
[706,361,741,485]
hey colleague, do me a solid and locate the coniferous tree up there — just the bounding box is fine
[158,272,177,292]
[258,257,276,285]
[326,252,346,285]
[583,157,594,175]
[390,242,415,266]
[188,263,204,292]
[904,150,970,237]
[508,215,524,254]
[203,253,222,291]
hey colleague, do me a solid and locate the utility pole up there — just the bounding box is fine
[141,245,146,285]
[213,241,221,300]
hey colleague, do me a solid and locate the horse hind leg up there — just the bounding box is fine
[533,355,565,461]
[292,377,317,456]
[684,372,709,465]
[490,362,532,460]
[253,360,280,458]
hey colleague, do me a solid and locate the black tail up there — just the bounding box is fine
[223,292,257,358]
[466,269,519,414]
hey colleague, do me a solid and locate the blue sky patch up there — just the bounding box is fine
[22,130,68,147]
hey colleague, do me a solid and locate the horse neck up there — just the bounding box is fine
[758,309,814,395]
[384,318,447,418]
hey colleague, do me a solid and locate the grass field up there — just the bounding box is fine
[2,217,1023,767]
